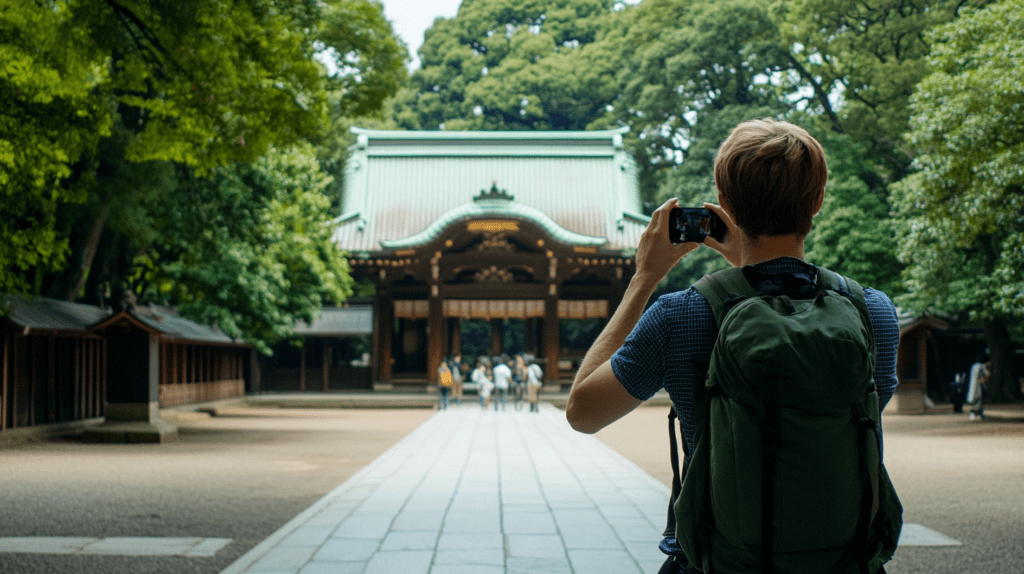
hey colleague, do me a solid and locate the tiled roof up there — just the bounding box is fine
[2,295,111,332]
[335,128,649,254]
[294,305,373,336]
[898,311,950,334]
[129,307,245,345]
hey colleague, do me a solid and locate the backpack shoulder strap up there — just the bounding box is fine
[816,267,875,352]
[693,267,759,326]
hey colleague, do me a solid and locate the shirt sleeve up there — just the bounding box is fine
[610,298,671,401]
[864,288,900,411]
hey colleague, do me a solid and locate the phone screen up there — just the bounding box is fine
[668,207,726,244]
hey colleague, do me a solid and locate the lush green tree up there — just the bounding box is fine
[892,0,1024,400]
[392,0,629,131]
[0,1,111,299]
[618,0,789,202]
[136,145,354,353]
[781,0,995,185]
[805,129,903,296]
[2,0,405,309]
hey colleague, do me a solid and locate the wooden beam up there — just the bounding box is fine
[436,284,549,299]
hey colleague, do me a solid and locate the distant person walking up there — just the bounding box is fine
[450,354,464,405]
[526,356,544,413]
[492,355,512,411]
[966,355,990,421]
[473,356,494,408]
[512,354,527,410]
[437,361,453,410]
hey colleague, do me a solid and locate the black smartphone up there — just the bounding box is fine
[668,207,726,244]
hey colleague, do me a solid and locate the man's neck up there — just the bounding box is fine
[739,233,807,267]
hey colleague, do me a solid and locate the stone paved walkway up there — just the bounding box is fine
[219,402,671,574]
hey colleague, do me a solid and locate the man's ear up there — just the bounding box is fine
[812,190,825,216]
[717,191,730,214]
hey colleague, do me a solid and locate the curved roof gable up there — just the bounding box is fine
[380,193,606,250]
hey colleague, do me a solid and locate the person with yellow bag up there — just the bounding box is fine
[437,361,454,410]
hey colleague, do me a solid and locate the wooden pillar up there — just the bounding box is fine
[544,287,560,383]
[14,336,22,428]
[73,338,80,422]
[428,289,443,384]
[46,336,55,423]
[83,326,176,442]
[29,336,35,427]
[490,319,503,356]
[88,339,95,419]
[377,290,394,383]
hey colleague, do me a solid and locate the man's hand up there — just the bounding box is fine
[566,198,696,434]
[634,198,699,287]
[702,201,743,267]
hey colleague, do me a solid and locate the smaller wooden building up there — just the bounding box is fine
[892,313,950,413]
[260,304,375,392]
[1,296,108,435]
[2,297,252,441]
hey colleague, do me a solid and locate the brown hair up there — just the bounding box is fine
[713,119,827,238]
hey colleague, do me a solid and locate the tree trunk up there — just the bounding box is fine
[65,193,113,301]
[983,318,1022,402]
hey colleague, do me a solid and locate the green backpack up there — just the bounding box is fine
[673,266,902,574]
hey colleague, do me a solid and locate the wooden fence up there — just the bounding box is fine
[157,342,247,407]
[1,332,107,432]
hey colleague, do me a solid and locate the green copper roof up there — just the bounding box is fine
[335,128,647,253]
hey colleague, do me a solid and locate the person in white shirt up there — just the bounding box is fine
[473,356,494,408]
[492,355,512,411]
[525,356,544,413]
[966,356,990,420]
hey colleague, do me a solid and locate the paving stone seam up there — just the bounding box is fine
[425,407,480,573]
[517,405,580,571]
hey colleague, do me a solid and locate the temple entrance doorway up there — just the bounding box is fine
[457,319,537,360]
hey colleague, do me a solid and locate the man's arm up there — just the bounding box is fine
[864,288,900,410]
[565,199,698,434]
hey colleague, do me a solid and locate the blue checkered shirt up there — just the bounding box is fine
[610,257,900,456]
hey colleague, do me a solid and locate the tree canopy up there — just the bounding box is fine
[1,0,406,351]
[892,0,1024,399]
[392,0,627,131]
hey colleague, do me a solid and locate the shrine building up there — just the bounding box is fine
[332,127,649,389]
